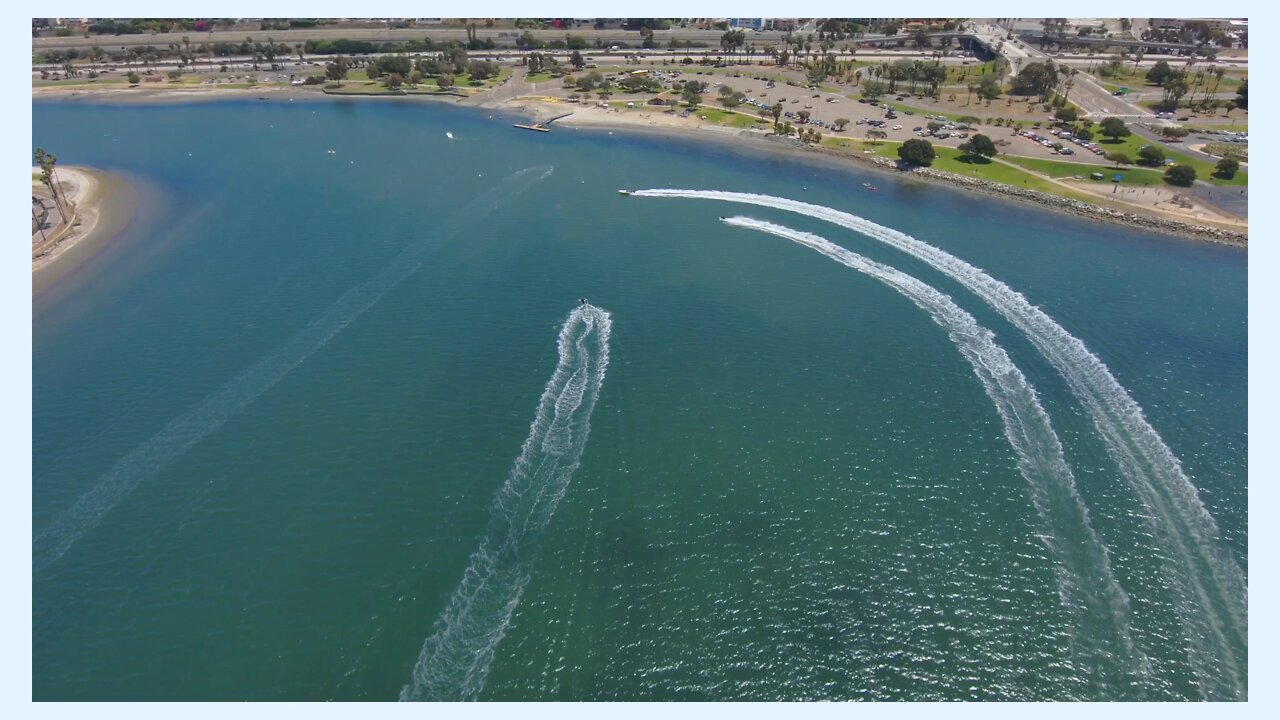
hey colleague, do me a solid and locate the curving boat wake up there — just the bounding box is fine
[637,189,1247,699]
[33,166,555,571]
[400,303,612,701]
[723,216,1147,690]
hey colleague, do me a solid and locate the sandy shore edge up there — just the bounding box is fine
[34,87,1246,247]
[32,166,136,274]
[521,103,1247,247]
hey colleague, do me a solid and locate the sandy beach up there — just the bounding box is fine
[32,165,136,276]
[493,98,1247,245]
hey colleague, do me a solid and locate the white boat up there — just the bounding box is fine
[446,132,454,139]
[617,190,632,196]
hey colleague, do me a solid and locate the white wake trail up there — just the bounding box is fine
[638,189,1247,699]
[400,304,612,702]
[33,166,555,570]
[723,217,1147,689]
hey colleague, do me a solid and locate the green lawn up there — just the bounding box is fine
[487,67,513,86]
[324,84,406,95]
[1095,79,1130,94]
[1185,122,1247,132]
[1096,136,1247,186]
[945,60,1001,84]
[525,72,555,83]
[681,67,794,84]
[823,136,901,159]
[1001,155,1167,187]
[932,152,1088,197]
[607,100,654,110]
[819,138,1083,197]
[37,77,129,87]
[695,107,772,128]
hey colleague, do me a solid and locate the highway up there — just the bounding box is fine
[32,24,829,52]
[972,21,1161,121]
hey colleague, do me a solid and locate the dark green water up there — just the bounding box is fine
[32,99,1246,701]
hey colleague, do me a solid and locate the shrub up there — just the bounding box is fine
[1214,156,1240,179]
[898,139,936,166]
[1164,165,1197,186]
[1137,145,1165,167]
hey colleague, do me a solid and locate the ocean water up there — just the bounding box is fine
[32,99,1246,701]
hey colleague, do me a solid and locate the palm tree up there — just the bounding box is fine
[1060,68,1077,103]
[33,148,65,215]
[33,202,47,242]
[966,82,976,105]
[1213,67,1226,93]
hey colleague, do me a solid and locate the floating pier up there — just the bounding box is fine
[513,113,573,133]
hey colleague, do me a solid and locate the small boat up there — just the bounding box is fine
[617,190,632,196]
[864,184,878,191]
[446,132,454,139]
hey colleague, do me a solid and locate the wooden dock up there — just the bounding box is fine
[513,113,573,133]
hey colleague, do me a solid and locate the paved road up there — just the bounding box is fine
[1182,182,1248,219]
[1118,123,1249,218]
[974,22,1164,122]
[32,25,852,52]
[33,47,984,73]
[1070,72,1156,119]
[31,191,69,248]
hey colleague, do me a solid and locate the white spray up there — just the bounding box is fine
[400,303,612,701]
[636,189,1246,698]
[724,216,1147,689]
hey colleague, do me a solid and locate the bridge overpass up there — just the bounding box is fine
[1014,31,1208,55]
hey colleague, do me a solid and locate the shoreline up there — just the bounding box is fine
[32,166,137,276]
[33,86,1246,247]
[523,103,1248,247]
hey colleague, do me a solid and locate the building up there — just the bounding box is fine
[729,19,766,31]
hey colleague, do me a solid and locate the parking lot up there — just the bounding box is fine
[618,67,1117,165]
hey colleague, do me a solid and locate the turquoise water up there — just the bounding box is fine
[32,100,1246,701]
